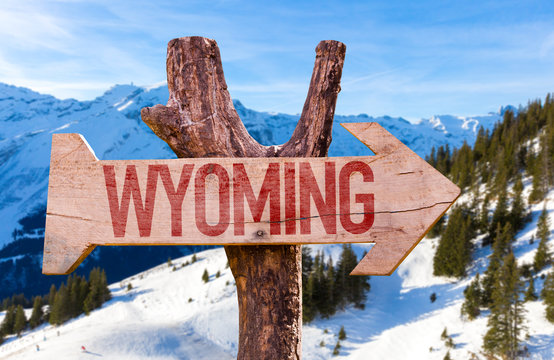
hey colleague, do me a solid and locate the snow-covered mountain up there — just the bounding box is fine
[0,82,502,248]
[0,82,502,299]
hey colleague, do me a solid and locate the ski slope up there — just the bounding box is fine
[1,191,552,360]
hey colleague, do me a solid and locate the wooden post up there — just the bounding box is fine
[141,36,345,359]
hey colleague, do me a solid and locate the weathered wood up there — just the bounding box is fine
[142,36,345,360]
[43,124,460,276]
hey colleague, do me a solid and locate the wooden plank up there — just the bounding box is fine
[43,122,460,275]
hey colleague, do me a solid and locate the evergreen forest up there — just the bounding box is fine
[428,95,554,359]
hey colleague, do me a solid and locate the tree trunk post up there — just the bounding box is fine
[141,36,346,359]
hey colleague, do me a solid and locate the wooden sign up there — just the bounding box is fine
[43,122,460,276]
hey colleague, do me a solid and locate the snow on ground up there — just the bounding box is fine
[0,249,237,359]
[1,198,553,359]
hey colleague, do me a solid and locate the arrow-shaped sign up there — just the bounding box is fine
[43,122,460,276]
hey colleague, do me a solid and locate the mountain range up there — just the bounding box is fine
[0,82,504,299]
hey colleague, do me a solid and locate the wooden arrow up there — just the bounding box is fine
[43,122,460,275]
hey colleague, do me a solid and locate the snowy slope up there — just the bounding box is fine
[0,188,552,359]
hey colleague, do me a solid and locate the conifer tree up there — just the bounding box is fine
[332,341,341,356]
[303,271,317,323]
[481,223,513,307]
[48,283,56,308]
[483,252,526,360]
[50,283,70,325]
[433,206,473,278]
[428,215,445,238]
[100,269,112,303]
[68,274,82,318]
[479,196,490,234]
[84,269,100,314]
[202,269,209,283]
[440,327,448,340]
[0,305,16,335]
[529,135,549,203]
[312,251,327,316]
[461,273,481,320]
[302,246,316,323]
[509,175,527,232]
[534,205,551,272]
[83,268,111,315]
[319,257,335,318]
[334,244,369,309]
[487,188,509,245]
[524,277,538,302]
[541,271,554,323]
[13,305,26,337]
[338,325,346,340]
[301,246,313,285]
[29,297,44,329]
[443,351,452,360]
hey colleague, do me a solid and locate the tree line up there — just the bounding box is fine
[0,267,111,344]
[302,244,370,323]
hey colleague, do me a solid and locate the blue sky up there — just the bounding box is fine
[1,0,554,120]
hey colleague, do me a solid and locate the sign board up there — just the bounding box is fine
[43,122,460,276]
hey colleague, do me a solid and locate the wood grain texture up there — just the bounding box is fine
[139,36,345,360]
[43,124,460,276]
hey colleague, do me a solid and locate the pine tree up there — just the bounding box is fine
[541,271,554,323]
[202,269,209,283]
[509,175,527,232]
[303,271,317,323]
[83,268,111,315]
[338,325,346,340]
[84,269,101,314]
[0,305,16,335]
[29,297,44,329]
[433,207,473,278]
[50,283,70,325]
[319,256,335,318]
[443,351,452,360]
[524,277,538,302]
[13,305,26,337]
[487,188,509,245]
[479,195,490,234]
[529,135,549,203]
[334,244,369,309]
[312,251,327,316]
[428,215,445,238]
[441,327,448,341]
[47,284,56,312]
[483,252,526,359]
[302,246,316,323]
[461,273,482,320]
[332,341,341,356]
[100,269,111,303]
[302,246,314,284]
[481,223,513,307]
[534,205,551,272]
